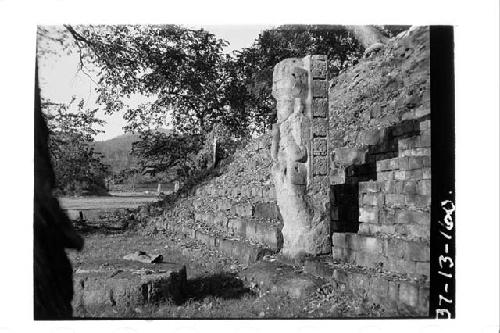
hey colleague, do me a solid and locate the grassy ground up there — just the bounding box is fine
[59,195,161,211]
[68,223,387,319]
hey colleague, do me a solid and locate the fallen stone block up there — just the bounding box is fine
[123,251,163,264]
[73,260,186,312]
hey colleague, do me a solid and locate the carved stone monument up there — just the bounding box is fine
[271,56,331,259]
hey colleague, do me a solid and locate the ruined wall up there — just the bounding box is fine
[153,26,431,288]
[152,133,284,262]
[328,26,431,279]
[329,26,430,149]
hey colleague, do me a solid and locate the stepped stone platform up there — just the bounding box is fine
[72,259,187,313]
[175,224,276,265]
[303,256,429,316]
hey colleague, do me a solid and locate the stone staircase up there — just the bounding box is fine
[144,112,432,316]
[312,114,431,315]
[151,134,284,266]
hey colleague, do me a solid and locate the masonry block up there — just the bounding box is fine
[313,156,328,175]
[386,238,406,259]
[362,236,385,255]
[395,209,430,225]
[311,57,327,79]
[395,224,430,240]
[401,148,431,157]
[415,262,430,276]
[398,157,410,170]
[235,203,253,217]
[401,180,417,194]
[253,202,279,220]
[358,223,371,235]
[422,168,431,179]
[312,80,328,97]
[356,129,384,146]
[378,224,396,235]
[405,194,431,209]
[419,120,430,131]
[415,107,430,118]
[359,206,379,223]
[359,181,380,193]
[395,169,423,181]
[383,180,403,193]
[399,282,419,308]
[362,193,384,206]
[377,158,398,172]
[385,194,406,207]
[406,241,430,261]
[355,251,388,268]
[407,156,427,170]
[379,208,396,224]
[332,233,347,248]
[388,281,400,303]
[418,286,430,313]
[332,247,347,260]
[312,98,328,117]
[371,276,390,303]
[330,167,346,184]
[312,118,328,137]
[378,171,395,181]
[398,137,419,151]
[416,180,431,195]
[332,147,367,166]
[312,138,328,155]
[387,258,417,275]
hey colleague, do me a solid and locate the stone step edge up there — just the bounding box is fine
[303,256,429,316]
[168,223,277,266]
[189,214,282,249]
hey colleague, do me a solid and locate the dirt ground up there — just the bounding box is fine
[67,223,386,319]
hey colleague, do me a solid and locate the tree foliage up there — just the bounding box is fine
[228,25,366,132]
[38,24,409,182]
[42,98,110,195]
[64,25,233,135]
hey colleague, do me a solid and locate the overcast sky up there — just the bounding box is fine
[38,25,273,141]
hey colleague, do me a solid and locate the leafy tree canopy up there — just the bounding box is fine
[38,24,409,181]
[42,97,110,195]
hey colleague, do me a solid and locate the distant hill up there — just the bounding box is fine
[94,129,173,174]
[93,133,140,173]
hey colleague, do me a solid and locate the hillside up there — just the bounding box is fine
[93,133,139,173]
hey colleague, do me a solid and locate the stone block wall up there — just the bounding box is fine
[155,26,431,287]
[328,27,431,279]
[331,118,431,276]
[184,134,283,250]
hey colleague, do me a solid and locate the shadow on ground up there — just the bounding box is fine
[182,272,253,303]
[73,220,130,235]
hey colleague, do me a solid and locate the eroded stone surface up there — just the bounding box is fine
[271,56,331,259]
[72,259,186,312]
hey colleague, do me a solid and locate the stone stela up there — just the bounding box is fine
[271,55,331,259]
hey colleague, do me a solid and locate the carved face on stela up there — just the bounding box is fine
[272,58,309,123]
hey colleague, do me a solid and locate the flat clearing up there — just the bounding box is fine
[59,194,161,211]
[68,221,384,318]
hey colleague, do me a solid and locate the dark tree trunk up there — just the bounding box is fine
[34,62,83,319]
